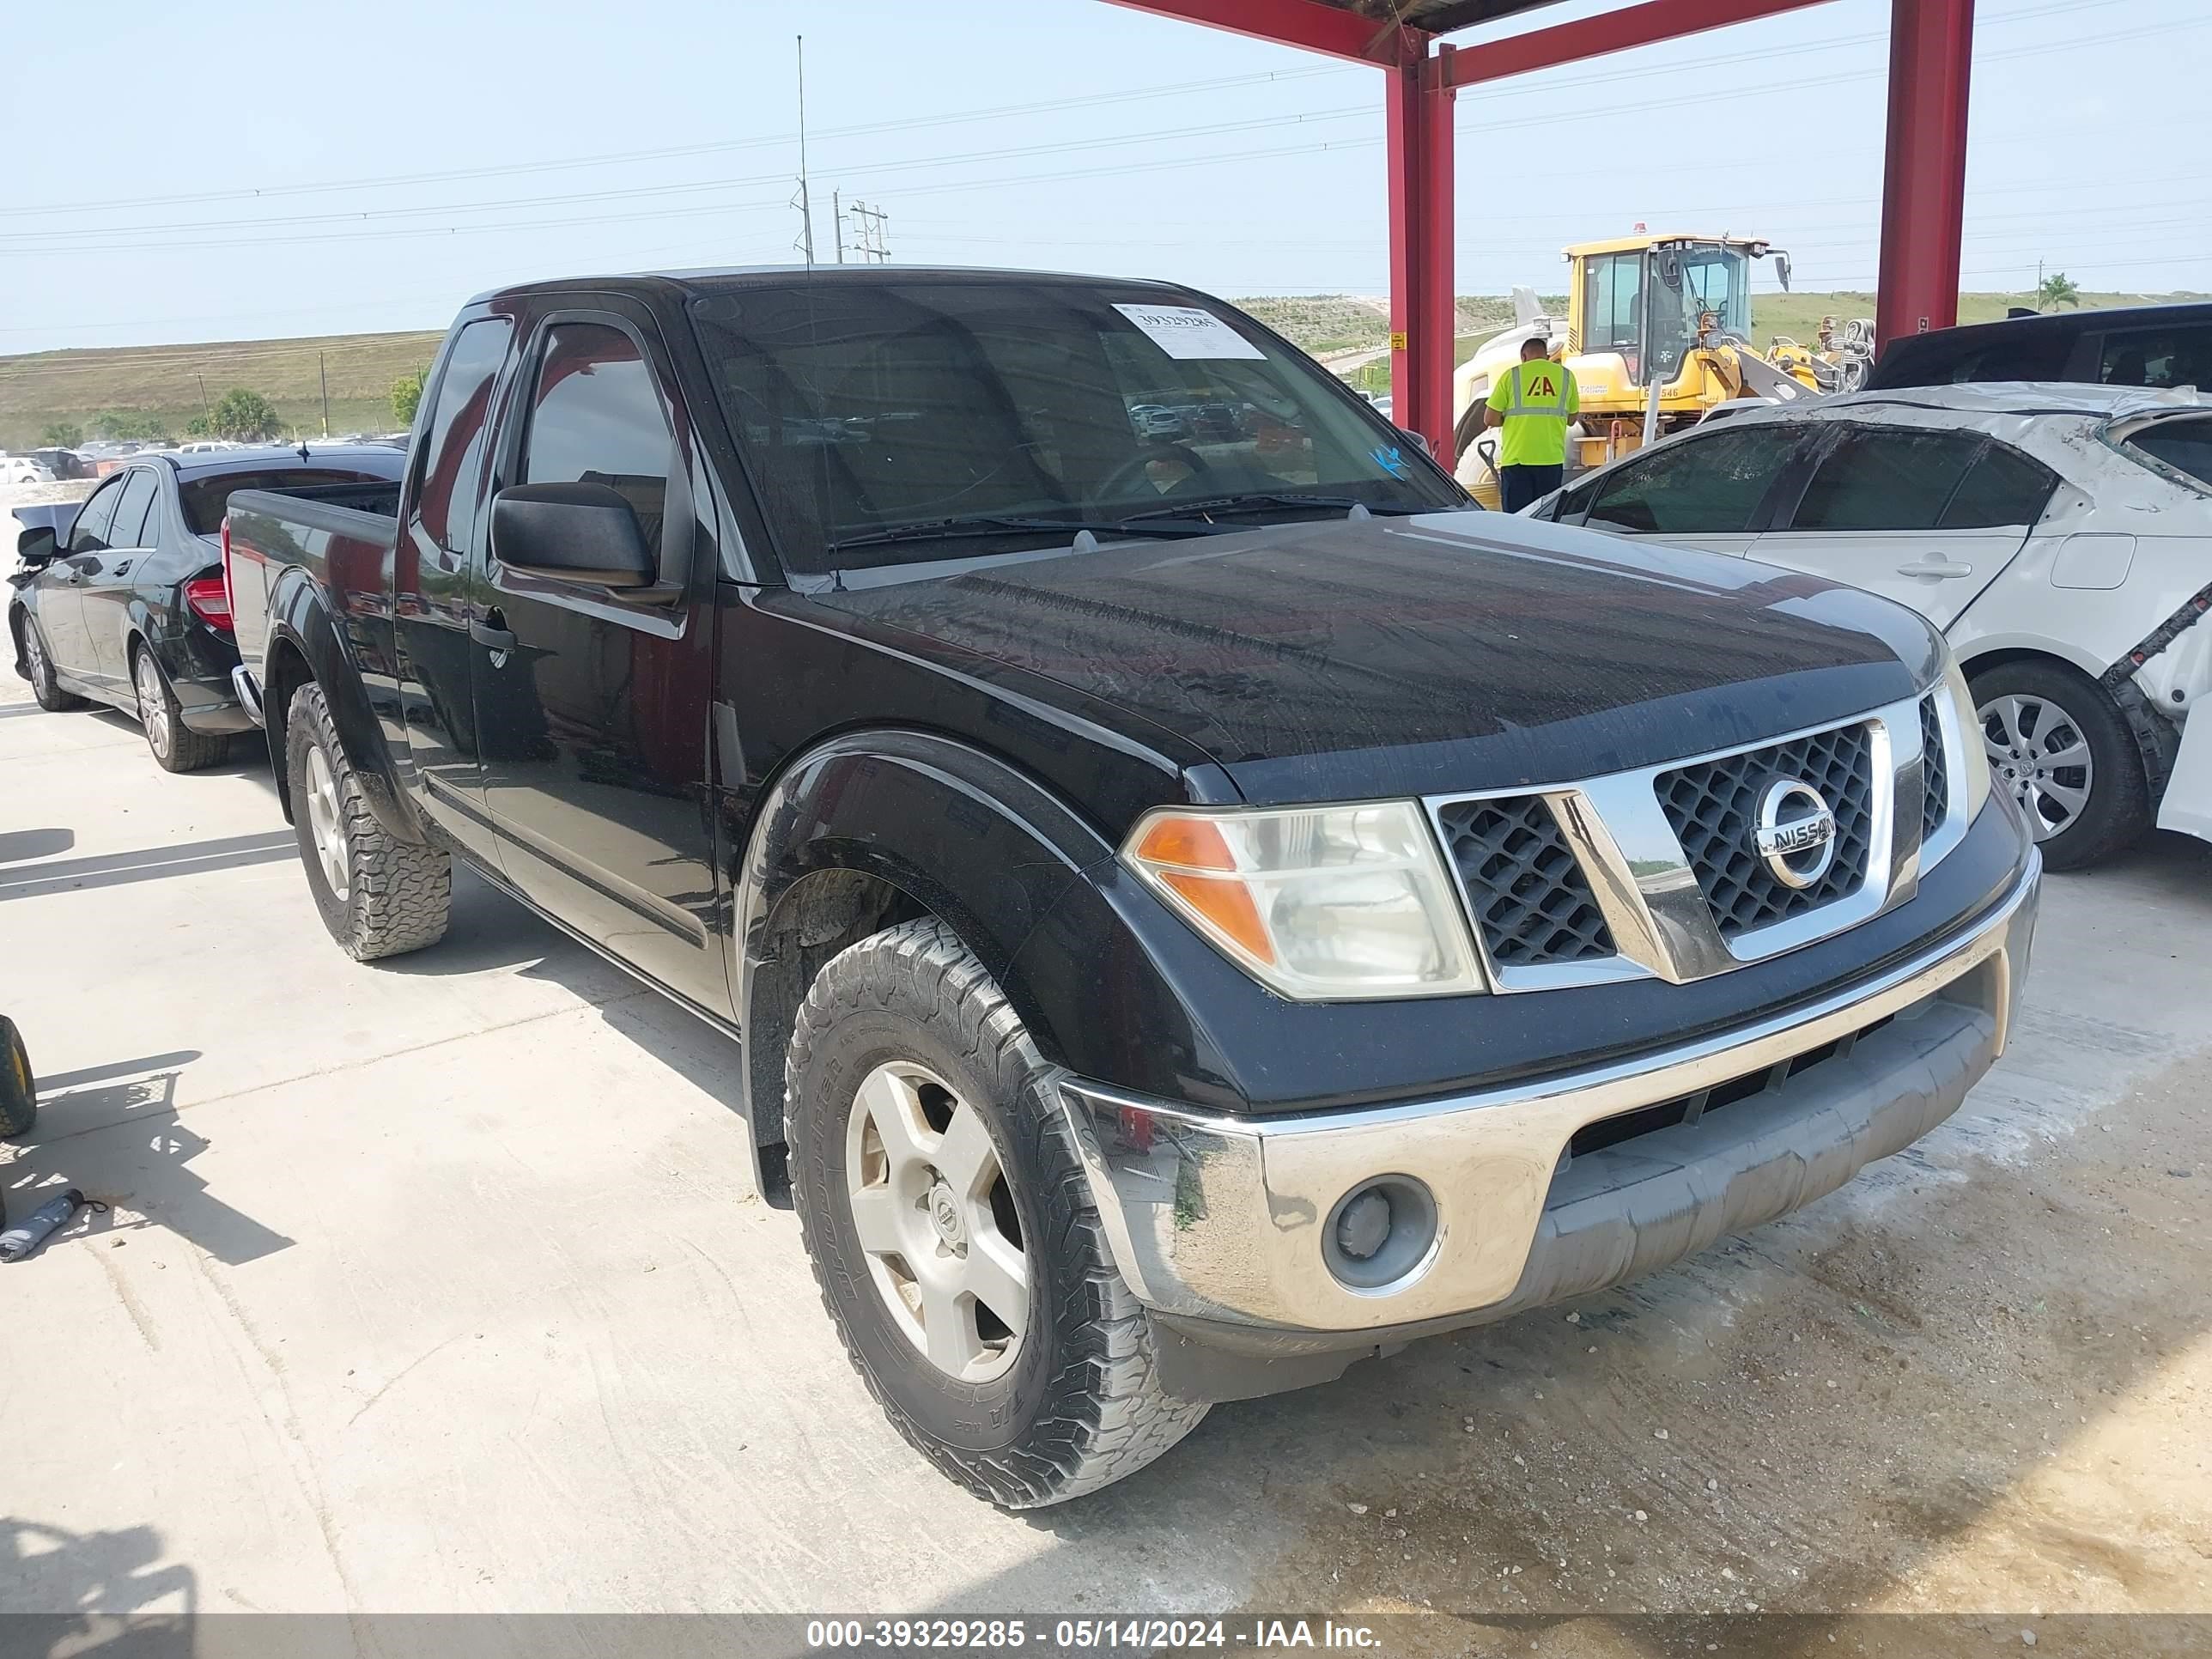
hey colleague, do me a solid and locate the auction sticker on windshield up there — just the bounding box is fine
[1114,303,1265,361]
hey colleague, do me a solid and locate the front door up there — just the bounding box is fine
[473,307,726,1017]
[1569,423,1811,560]
[392,313,515,872]
[37,474,130,682]
[1745,425,2054,629]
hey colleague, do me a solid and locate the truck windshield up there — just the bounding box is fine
[690,279,1463,572]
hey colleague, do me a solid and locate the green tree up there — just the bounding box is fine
[183,415,213,438]
[209,387,283,442]
[2037,271,2081,311]
[40,422,84,448]
[391,368,428,428]
[90,409,171,442]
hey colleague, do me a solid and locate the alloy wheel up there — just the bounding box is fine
[1980,692,2094,843]
[25,625,47,689]
[304,744,351,902]
[844,1061,1029,1382]
[134,653,170,759]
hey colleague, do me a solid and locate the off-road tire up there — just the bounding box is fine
[1970,659,2149,871]
[133,643,228,773]
[0,1016,36,1138]
[787,917,1207,1508]
[285,682,451,960]
[21,614,87,712]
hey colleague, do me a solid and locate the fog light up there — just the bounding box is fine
[1322,1176,1439,1293]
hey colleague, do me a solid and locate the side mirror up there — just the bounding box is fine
[1399,428,1433,457]
[16,526,57,568]
[489,482,654,588]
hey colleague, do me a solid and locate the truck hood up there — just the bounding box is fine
[805,510,1943,804]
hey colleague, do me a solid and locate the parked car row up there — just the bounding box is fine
[7,445,406,771]
[1524,381,2212,870]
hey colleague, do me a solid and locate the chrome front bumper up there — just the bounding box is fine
[1060,850,2039,1339]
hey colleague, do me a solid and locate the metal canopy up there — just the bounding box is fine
[1104,0,1976,469]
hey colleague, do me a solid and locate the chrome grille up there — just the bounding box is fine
[1655,720,1878,939]
[1436,794,1616,968]
[1919,695,1948,846]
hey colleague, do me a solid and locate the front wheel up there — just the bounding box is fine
[21,615,86,712]
[0,1016,35,1138]
[786,917,1207,1508]
[1971,659,2150,871]
[284,682,452,959]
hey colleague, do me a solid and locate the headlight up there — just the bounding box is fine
[1942,655,1993,820]
[1123,802,1485,1000]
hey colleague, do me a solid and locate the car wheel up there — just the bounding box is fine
[786,916,1207,1509]
[20,616,87,712]
[1971,659,2149,871]
[0,1016,35,1138]
[132,645,228,773]
[284,682,451,960]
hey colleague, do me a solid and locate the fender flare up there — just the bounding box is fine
[729,728,1122,1185]
[264,568,432,844]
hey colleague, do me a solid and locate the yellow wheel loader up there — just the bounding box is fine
[1452,234,1825,506]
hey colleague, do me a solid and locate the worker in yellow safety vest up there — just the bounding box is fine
[1482,336,1580,513]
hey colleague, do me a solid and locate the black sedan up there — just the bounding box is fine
[9,445,405,772]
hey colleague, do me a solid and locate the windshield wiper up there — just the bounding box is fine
[1117,492,1432,524]
[824,513,1231,554]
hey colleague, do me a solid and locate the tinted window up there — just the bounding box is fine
[108,469,161,547]
[1943,334,2071,383]
[2098,325,2212,391]
[1583,427,1800,534]
[1789,428,1981,532]
[413,317,513,553]
[520,322,675,550]
[1939,442,2057,528]
[178,469,392,536]
[2130,416,2212,489]
[64,478,126,553]
[691,280,1461,573]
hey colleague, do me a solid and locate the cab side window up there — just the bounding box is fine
[2099,325,2212,391]
[1583,427,1800,535]
[64,478,126,554]
[410,317,514,556]
[520,323,676,554]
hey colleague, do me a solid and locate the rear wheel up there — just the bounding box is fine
[1971,659,2149,871]
[786,917,1206,1508]
[285,682,451,960]
[21,616,86,712]
[133,645,228,773]
[0,1016,35,1138]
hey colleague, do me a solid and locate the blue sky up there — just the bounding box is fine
[1,0,2202,353]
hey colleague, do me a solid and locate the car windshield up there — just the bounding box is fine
[177,468,391,535]
[689,278,1462,572]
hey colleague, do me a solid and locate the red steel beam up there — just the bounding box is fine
[1100,0,1420,64]
[1437,0,1835,87]
[1875,0,1974,344]
[1387,48,1457,462]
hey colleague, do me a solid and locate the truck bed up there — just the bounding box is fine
[224,484,402,702]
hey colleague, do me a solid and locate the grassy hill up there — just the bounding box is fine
[3,290,2202,449]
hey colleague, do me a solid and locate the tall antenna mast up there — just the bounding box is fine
[793,34,816,267]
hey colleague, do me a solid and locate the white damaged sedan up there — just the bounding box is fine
[1529,384,2212,868]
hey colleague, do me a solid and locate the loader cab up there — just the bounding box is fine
[1567,235,1765,390]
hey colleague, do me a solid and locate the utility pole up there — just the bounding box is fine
[792,35,816,267]
[846,200,890,264]
[832,190,844,263]
[319,351,331,437]
[195,374,211,420]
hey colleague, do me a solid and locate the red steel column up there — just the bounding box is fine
[1387,45,1456,465]
[1875,0,1974,345]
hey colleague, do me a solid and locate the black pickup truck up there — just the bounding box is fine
[225,267,2041,1508]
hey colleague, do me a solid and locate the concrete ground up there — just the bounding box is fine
[1,662,2208,1638]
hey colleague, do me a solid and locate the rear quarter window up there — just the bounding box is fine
[2128,416,2212,489]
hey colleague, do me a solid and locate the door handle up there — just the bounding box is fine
[111,562,131,577]
[1897,558,1974,580]
[471,618,518,655]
